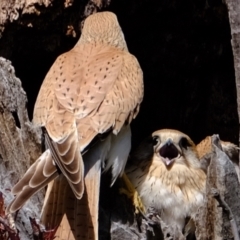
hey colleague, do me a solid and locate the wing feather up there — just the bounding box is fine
[32,43,143,199]
[7,150,58,213]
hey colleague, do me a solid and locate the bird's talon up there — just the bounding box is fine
[119,173,146,215]
[119,187,145,214]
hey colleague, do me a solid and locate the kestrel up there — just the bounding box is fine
[125,129,239,235]
[125,129,206,232]
[7,11,143,239]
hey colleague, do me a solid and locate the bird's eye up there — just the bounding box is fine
[179,137,191,149]
[152,136,160,146]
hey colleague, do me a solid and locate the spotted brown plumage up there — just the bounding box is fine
[7,11,143,240]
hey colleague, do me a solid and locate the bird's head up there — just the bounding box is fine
[151,129,200,168]
[79,11,128,50]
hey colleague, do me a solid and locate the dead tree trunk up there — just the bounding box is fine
[0,57,43,239]
[225,0,240,162]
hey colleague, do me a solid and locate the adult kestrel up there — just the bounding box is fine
[7,11,143,239]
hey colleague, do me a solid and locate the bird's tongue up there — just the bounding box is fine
[163,158,174,166]
[159,142,178,166]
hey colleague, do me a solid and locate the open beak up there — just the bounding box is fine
[159,139,180,166]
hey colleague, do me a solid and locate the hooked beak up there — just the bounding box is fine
[159,139,180,166]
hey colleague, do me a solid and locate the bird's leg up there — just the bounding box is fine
[119,173,145,215]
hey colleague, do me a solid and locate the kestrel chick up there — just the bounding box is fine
[126,129,206,231]
[7,11,143,239]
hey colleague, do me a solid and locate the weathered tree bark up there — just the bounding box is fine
[0,0,110,37]
[225,0,240,162]
[195,135,240,240]
[0,0,53,35]
[0,57,43,239]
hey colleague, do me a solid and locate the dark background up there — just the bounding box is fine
[0,0,238,149]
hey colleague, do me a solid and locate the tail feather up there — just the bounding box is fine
[41,176,76,240]
[41,161,101,240]
[63,158,101,239]
[76,167,101,239]
[41,175,70,228]
[54,214,76,240]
